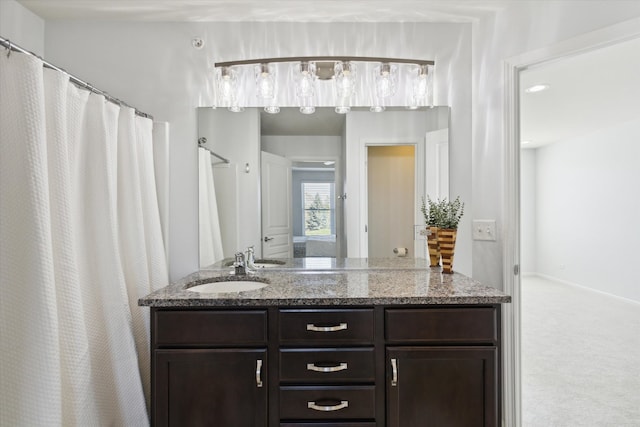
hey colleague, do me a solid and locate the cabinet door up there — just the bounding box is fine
[387,347,497,427]
[154,349,267,427]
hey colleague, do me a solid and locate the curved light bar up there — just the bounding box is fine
[214,56,434,68]
[213,56,435,113]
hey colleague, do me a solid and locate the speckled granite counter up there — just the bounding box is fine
[139,259,510,307]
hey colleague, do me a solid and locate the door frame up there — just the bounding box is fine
[502,17,640,427]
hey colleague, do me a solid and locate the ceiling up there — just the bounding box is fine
[17,0,509,22]
[520,36,640,149]
[261,107,345,136]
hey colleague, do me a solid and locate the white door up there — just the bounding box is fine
[425,128,449,199]
[261,151,293,258]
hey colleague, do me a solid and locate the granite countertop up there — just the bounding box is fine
[139,258,511,307]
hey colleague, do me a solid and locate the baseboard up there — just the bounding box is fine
[531,273,640,306]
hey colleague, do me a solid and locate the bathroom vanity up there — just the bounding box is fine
[139,259,510,426]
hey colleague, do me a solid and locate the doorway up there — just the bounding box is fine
[503,19,640,426]
[519,37,640,424]
[367,145,415,258]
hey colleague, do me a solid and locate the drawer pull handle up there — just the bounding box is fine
[391,358,398,386]
[306,322,348,332]
[256,359,263,388]
[307,400,349,412]
[307,362,348,373]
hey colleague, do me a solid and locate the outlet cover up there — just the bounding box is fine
[472,220,497,241]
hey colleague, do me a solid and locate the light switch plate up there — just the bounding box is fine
[472,220,497,241]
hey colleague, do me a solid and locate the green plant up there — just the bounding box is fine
[421,196,440,227]
[421,196,465,229]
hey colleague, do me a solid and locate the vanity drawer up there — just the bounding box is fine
[280,385,376,420]
[279,309,374,344]
[154,310,267,346]
[385,307,497,344]
[280,348,375,383]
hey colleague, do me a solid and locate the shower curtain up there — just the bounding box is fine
[198,147,224,267]
[0,51,168,425]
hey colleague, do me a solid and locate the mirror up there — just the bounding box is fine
[198,106,449,267]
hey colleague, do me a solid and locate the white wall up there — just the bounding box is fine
[472,1,640,289]
[534,118,640,302]
[520,148,537,274]
[42,21,471,280]
[0,0,44,56]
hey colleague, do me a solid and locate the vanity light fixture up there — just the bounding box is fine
[524,84,549,93]
[212,56,435,113]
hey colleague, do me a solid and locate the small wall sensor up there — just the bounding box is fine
[192,38,204,49]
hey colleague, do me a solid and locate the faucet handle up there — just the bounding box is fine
[234,252,245,265]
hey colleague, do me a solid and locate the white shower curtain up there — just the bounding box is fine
[199,147,224,267]
[0,51,168,425]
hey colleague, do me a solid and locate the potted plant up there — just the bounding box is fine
[435,196,464,274]
[421,196,442,267]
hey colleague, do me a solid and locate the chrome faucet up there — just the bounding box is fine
[234,252,246,275]
[245,246,257,271]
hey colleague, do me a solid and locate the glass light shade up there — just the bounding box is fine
[412,64,431,106]
[264,105,280,114]
[374,63,397,98]
[255,63,276,99]
[334,61,357,99]
[296,62,316,98]
[216,67,237,107]
[335,106,351,114]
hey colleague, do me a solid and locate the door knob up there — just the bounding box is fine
[264,236,274,242]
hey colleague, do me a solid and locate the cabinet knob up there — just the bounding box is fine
[306,322,348,332]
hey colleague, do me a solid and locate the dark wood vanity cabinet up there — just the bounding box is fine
[151,305,501,427]
[385,307,500,427]
[151,310,269,427]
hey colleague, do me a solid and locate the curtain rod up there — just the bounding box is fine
[0,36,153,120]
[198,137,230,163]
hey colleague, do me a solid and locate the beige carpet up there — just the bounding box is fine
[521,276,640,426]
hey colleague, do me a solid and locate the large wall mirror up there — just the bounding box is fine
[198,106,450,267]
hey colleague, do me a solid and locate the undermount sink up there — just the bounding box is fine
[186,277,269,293]
[252,261,283,268]
[223,259,286,268]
